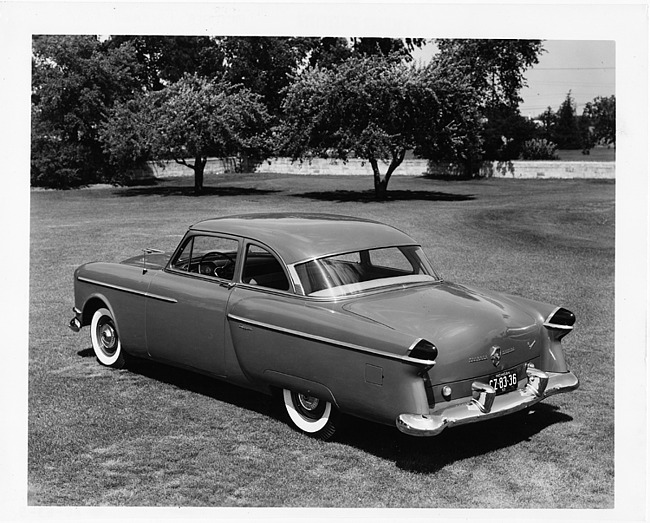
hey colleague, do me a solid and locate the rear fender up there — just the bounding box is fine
[506,295,573,374]
[228,295,432,425]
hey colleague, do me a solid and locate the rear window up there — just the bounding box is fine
[294,246,438,297]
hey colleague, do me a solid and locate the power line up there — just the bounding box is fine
[525,81,615,86]
[530,66,615,71]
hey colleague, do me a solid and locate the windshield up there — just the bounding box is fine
[293,245,440,297]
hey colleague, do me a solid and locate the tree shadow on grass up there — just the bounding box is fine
[292,189,475,203]
[114,186,280,198]
[78,348,572,472]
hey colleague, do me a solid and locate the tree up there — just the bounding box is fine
[307,37,427,69]
[430,40,544,166]
[279,53,482,198]
[412,58,484,175]
[583,95,616,146]
[279,55,416,199]
[435,39,544,108]
[480,104,540,161]
[214,37,426,117]
[536,106,557,142]
[101,74,271,193]
[31,35,142,187]
[553,91,582,149]
[350,37,426,61]
[104,36,224,92]
[216,37,315,117]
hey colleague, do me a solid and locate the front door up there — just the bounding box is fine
[144,234,240,377]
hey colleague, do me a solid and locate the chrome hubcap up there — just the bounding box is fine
[297,394,319,411]
[99,322,117,354]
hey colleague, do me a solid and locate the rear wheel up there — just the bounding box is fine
[282,389,340,440]
[90,308,126,368]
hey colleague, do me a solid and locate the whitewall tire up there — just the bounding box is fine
[90,308,126,368]
[282,389,339,440]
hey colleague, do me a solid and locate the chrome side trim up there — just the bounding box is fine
[406,338,425,354]
[543,322,574,330]
[227,313,429,365]
[77,276,177,304]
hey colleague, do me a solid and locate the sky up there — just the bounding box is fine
[518,40,615,117]
[413,39,616,119]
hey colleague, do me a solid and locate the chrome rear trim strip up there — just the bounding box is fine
[77,276,177,303]
[543,322,574,330]
[227,313,431,365]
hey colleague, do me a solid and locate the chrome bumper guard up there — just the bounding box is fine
[396,367,579,437]
[68,308,82,333]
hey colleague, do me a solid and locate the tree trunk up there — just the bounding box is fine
[194,156,206,194]
[369,158,387,200]
[369,148,406,200]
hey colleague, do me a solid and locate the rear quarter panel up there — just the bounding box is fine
[227,289,431,426]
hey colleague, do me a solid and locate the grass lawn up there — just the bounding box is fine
[28,173,615,508]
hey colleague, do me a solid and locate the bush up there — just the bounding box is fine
[30,138,86,188]
[520,138,559,160]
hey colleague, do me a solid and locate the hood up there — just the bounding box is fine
[120,252,172,272]
[342,281,545,382]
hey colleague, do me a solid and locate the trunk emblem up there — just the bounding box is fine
[490,346,502,367]
[468,346,514,364]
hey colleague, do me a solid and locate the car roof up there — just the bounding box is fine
[190,213,418,265]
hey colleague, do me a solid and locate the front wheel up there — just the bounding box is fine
[282,389,340,441]
[90,308,126,368]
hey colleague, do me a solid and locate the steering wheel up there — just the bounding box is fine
[198,251,235,279]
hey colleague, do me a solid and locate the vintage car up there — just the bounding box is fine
[69,213,579,440]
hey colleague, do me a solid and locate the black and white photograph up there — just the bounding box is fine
[1,1,647,521]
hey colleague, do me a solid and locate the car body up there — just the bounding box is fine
[69,213,579,439]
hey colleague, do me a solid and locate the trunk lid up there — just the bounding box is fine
[342,281,544,382]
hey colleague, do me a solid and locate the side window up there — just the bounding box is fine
[367,247,413,273]
[171,235,238,280]
[242,244,290,291]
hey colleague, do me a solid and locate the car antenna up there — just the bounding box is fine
[142,248,164,274]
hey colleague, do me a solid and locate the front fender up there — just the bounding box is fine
[74,262,150,355]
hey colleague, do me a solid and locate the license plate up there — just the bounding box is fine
[489,369,518,395]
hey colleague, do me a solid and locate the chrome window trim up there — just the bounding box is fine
[290,279,441,302]
[288,244,442,299]
[77,276,177,304]
[167,231,243,281]
[290,242,420,267]
[165,265,239,287]
[240,239,296,294]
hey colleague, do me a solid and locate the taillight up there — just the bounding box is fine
[545,307,576,328]
[408,339,438,364]
[544,307,575,340]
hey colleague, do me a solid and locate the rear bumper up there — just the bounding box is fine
[396,367,579,437]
